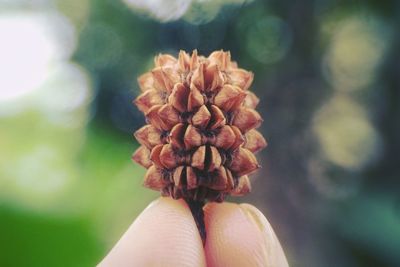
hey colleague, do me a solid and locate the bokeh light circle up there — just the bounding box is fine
[322,16,389,91]
[312,95,381,170]
[122,0,192,22]
[245,16,292,64]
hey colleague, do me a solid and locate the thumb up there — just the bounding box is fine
[204,202,289,267]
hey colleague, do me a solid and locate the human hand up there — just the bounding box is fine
[98,197,288,267]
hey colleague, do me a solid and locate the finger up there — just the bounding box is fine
[204,202,289,267]
[98,197,206,267]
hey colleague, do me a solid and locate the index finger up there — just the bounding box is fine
[98,197,206,267]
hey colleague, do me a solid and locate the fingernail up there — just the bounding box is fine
[239,203,269,233]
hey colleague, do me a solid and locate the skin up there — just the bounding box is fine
[99,197,289,267]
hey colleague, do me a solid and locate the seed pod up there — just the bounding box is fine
[132,50,266,202]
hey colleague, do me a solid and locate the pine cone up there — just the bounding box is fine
[132,50,267,202]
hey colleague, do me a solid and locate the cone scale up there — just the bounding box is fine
[132,50,267,203]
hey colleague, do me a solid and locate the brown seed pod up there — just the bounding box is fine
[132,50,266,202]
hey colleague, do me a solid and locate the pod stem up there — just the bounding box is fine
[186,199,206,245]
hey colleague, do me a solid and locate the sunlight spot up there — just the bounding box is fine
[0,11,75,101]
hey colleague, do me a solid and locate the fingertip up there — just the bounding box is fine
[99,197,206,267]
[239,203,289,267]
[204,202,288,267]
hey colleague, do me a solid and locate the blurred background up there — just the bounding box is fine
[0,0,399,266]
